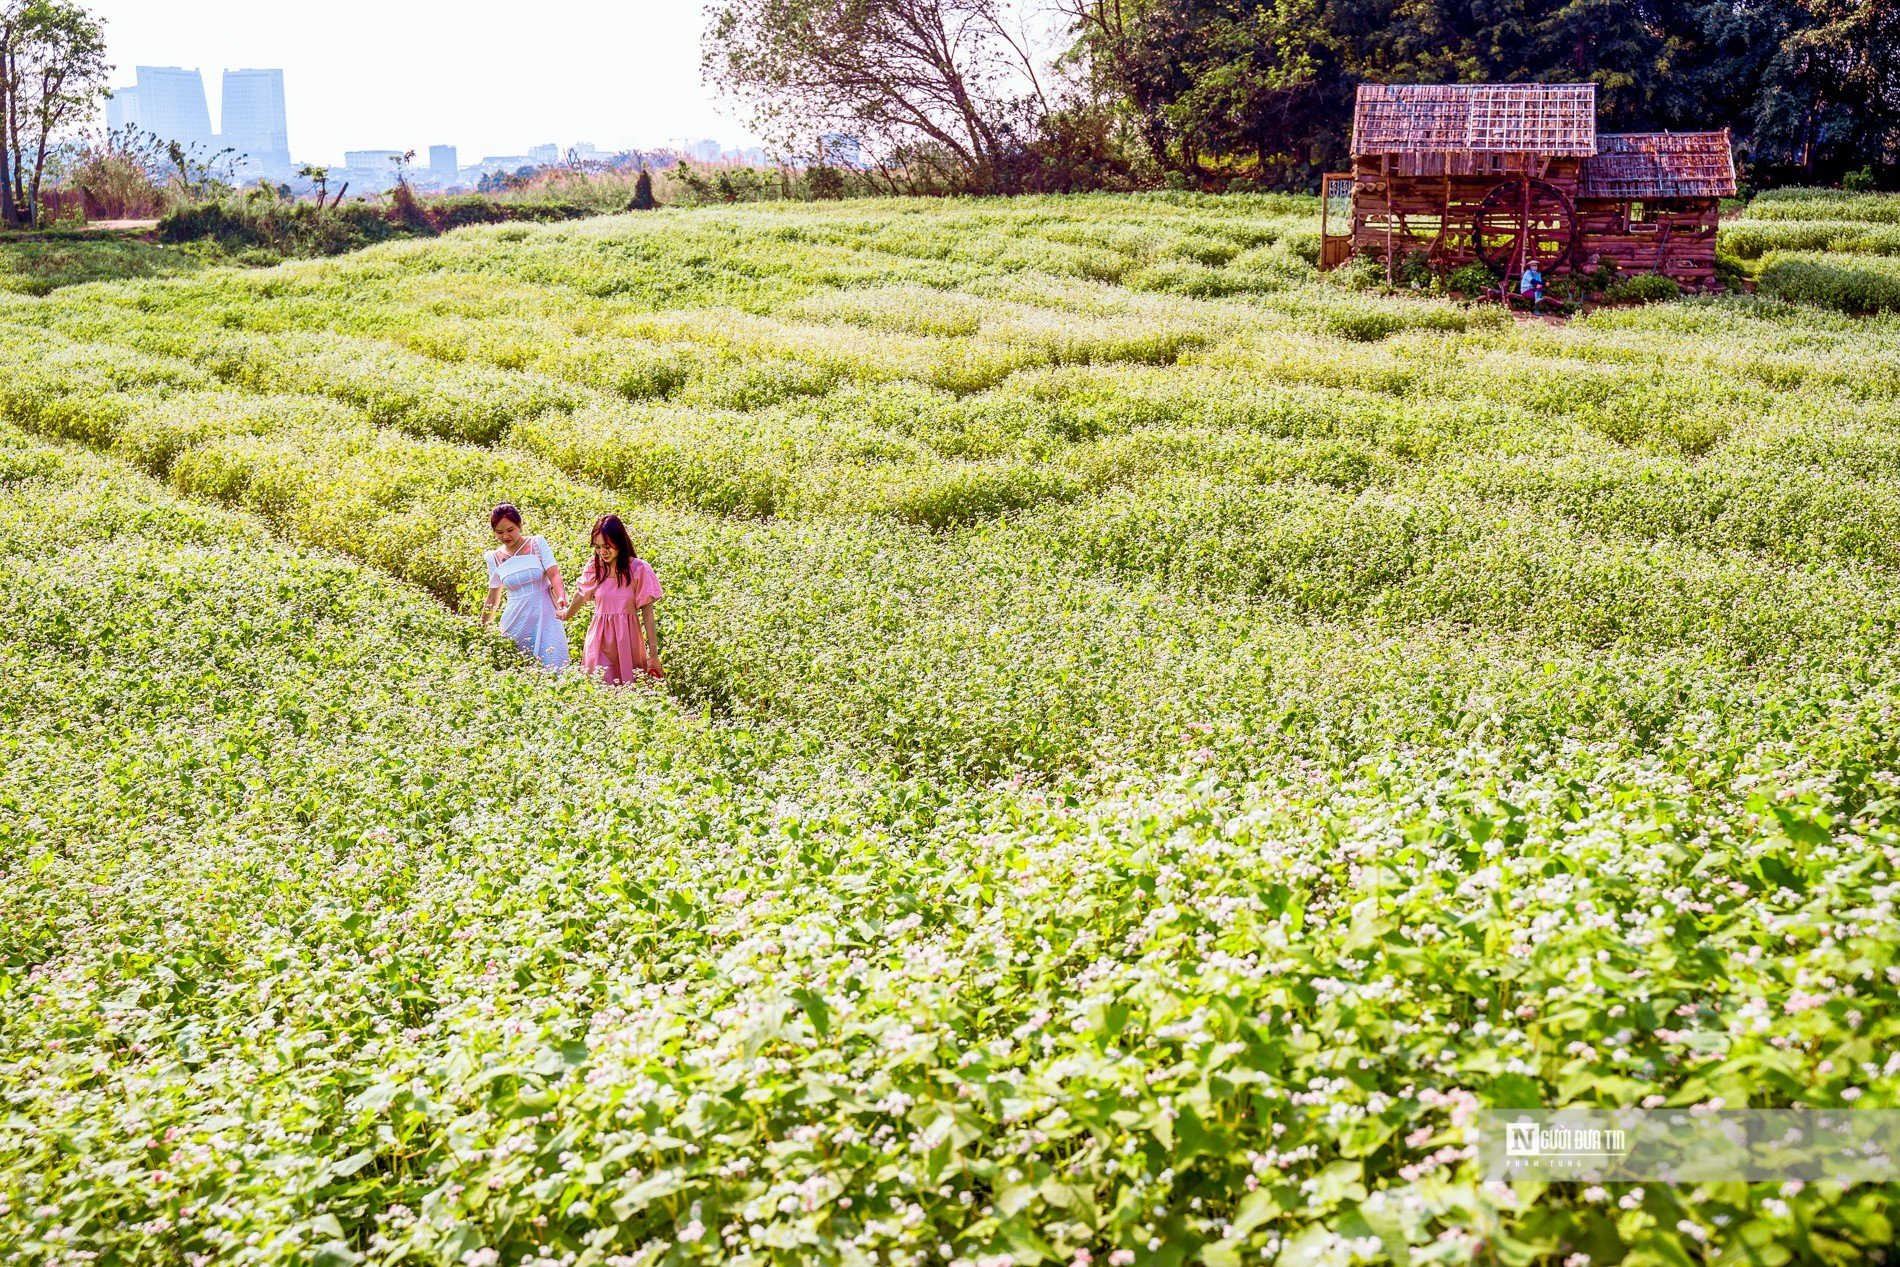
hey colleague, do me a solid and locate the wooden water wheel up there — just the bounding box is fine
[1472,176,1577,275]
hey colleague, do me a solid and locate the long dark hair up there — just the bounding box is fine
[490,503,523,529]
[591,514,638,584]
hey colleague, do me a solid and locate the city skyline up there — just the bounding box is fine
[106,60,757,190]
[107,65,295,180]
[87,0,766,168]
[102,61,763,182]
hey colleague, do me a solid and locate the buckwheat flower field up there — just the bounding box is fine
[5,193,1900,1266]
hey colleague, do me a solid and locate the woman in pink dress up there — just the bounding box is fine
[559,514,663,684]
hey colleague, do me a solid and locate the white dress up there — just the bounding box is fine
[485,535,569,669]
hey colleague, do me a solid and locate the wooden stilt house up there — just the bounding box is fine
[1318,83,1736,289]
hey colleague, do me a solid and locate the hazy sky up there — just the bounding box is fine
[93,0,764,164]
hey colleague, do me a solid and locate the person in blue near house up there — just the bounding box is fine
[1519,261,1546,312]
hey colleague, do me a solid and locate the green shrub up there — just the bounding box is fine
[1756,251,1900,313]
[1446,261,1497,295]
[1715,248,1750,290]
[0,235,205,294]
[1717,219,1900,259]
[493,199,595,224]
[158,198,404,257]
[1743,189,1900,224]
[1319,306,1407,341]
[156,193,596,259]
[1277,228,1321,266]
[1126,258,1249,297]
[1396,248,1436,291]
[1603,273,1681,304]
[1334,254,1386,290]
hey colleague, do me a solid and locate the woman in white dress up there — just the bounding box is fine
[480,503,570,669]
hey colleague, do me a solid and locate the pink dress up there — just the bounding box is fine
[577,557,662,684]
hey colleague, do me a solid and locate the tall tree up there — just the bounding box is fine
[0,0,108,228]
[0,2,21,225]
[1162,0,1334,182]
[704,0,1054,192]
[1064,0,1338,187]
[1063,0,1185,175]
[1773,0,1900,173]
[1500,0,1671,127]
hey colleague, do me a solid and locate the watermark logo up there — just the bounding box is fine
[1501,1116,1629,1167]
[1505,1118,1540,1157]
[1479,1110,1900,1182]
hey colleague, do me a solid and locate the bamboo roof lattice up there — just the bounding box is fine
[1579,131,1737,199]
[1351,83,1597,157]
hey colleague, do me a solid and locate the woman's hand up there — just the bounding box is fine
[639,601,663,678]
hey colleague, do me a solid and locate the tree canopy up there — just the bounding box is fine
[0,0,109,227]
[707,0,1900,191]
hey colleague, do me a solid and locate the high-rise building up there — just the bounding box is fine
[429,145,458,180]
[528,143,560,166]
[221,69,291,175]
[692,138,722,164]
[134,66,213,151]
[105,86,140,132]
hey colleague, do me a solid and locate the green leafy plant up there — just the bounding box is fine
[1757,250,1900,313]
[805,164,847,200]
[1603,273,1681,304]
[1446,260,1497,296]
[1396,247,1436,290]
[1335,253,1386,291]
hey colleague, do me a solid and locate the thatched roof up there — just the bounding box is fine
[1352,83,1597,157]
[1579,131,1737,199]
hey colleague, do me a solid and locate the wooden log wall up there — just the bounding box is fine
[1346,157,1721,288]
[1575,198,1719,287]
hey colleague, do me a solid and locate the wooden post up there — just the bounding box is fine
[1515,162,1531,279]
[1383,154,1394,284]
[1440,166,1451,261]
